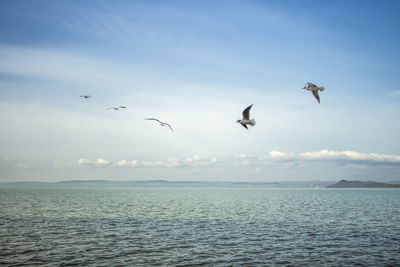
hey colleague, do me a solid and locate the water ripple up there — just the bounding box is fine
[0,188,399,266]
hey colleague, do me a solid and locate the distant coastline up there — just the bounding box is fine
[0,180,333,189]
[1,179,400,189]
[327,179,400,188]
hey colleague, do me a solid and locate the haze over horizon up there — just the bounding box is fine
[1,0,400,182]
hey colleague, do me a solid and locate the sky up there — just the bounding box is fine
[0,0,400,182]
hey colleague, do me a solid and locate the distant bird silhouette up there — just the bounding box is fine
[302,82,325,103]
[105,106,127,111]
[145,118,174,132]
[237,104,256,130]
[80,95,92,99]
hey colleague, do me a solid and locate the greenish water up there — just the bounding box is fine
[1,188,399,266]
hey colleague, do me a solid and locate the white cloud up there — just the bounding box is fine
[20,150,400,173]
[77,158,111,167]
[268,150,295,160]
[95,158,110,166]
[298,150,400,163]
[116,159,139,167]
[77,155,219,168]
[255,149,400,165]
[78,158,92,165]
[117,160,128,166]
[186,154,201,162]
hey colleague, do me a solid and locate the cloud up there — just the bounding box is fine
[139,156,218,168]
[95,158,111,166]
[185,154,201,162]
[78,158,112,167]
[229,150,400,170]
[256,150,400,167]
[117,160,128,166]
[13,149,400,173]
[77,155,218,168]
[77,158,92,165]
[298,150,400,164]
[268,150,295,160]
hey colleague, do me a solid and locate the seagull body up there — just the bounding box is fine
[302,82,325,103]
[80,95,92,99]
[237,104,256,129]
[145,118,174,132]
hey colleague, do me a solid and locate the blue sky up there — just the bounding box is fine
[1,0,400,182]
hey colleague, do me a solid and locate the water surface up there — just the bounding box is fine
[1,188,399,266]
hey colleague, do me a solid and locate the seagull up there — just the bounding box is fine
[105,106,127,111]
[145,118,174,132]
[302,82,325,104]
[106,107,119,111]
[80,95,92,99]
[237,104,256,130]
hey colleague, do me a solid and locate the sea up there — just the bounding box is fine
[1,188,399,266]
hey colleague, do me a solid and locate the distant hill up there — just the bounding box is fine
[327,179,400,188]
[0,180,333,188]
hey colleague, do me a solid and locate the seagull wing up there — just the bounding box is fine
[119,106,127,108]
[307,82,317,88]
[312,91,320,103]
[242,104,253,120]
[240,123,248,129]
[165,123,174,133]
[145,118,162,123]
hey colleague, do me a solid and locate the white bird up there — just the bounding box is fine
[106,107,119,111]
[145,118,174,132]
[237,104,256,130]
[80,95,92,99]
[302,82,325,104]
[105,106,127,111]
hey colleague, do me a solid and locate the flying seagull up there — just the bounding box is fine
[80,95,92,99]
[106,107,119,111]
[237,104,256,130]
[302,82,325,103]
[145,118,174,132]
[105,106,127,111]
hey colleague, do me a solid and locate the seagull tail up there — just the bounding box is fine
[249,119,256,126]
